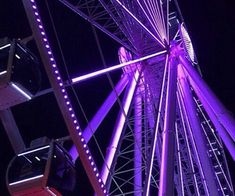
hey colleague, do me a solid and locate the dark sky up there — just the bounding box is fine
[0,0,235,195]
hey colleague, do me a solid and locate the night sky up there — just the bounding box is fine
[0,0,235,195]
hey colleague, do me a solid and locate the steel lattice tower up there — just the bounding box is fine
[3,0,234,195]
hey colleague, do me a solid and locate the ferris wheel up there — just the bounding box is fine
[2,0,235,195]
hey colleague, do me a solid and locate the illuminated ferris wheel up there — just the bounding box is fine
[2,0,234,195]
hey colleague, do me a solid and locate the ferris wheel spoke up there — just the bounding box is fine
[158,0,167,41]
[147,0,166,41]
[136,0,164,43]
[113,0,165,48]
[71,50,166,84]
[166,0,169,42]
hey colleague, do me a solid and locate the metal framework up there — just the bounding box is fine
[2,0,235,195]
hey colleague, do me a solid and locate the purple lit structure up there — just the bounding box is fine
[4,0,234,195]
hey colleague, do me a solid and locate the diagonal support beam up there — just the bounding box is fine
[101,70,140,188]
[177,64,219,196]
[187,73,235,160]
[69,74,129,160]
[179,56,235,142]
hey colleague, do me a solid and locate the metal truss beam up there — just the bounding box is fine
[22,0,106,194]
[58,0,136,53]
[134,87,142,195]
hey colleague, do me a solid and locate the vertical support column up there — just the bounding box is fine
[134,88,142,195]
[0,109,25,154]
[159,56,177,196]
[177,64,219,196]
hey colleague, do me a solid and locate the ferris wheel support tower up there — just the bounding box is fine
[17,0,235,195]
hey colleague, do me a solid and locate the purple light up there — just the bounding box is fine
[69,74,129,160]
[145,55,169,196]
[101,70,140,183]
[71,50,166,83]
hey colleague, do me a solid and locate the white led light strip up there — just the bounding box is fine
[11,83,32,100]
[17,145,50,156]
[9,175,44,186]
